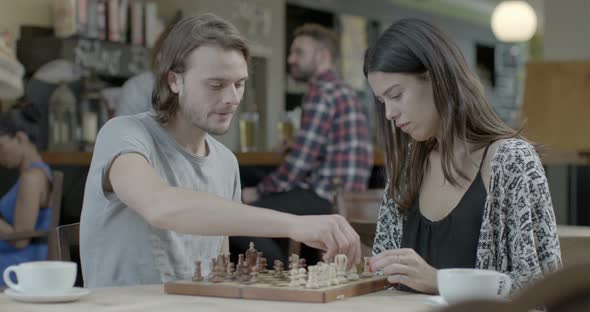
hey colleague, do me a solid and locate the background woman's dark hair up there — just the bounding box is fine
[363,18,528,214]
[0,103,42,146]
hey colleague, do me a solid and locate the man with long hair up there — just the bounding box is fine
[80,14,360,288]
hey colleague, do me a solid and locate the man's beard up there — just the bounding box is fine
[290,66,314,82]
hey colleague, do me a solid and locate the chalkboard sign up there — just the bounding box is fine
[17,37,150,78]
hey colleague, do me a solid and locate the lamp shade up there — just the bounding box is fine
[491,1,538,42]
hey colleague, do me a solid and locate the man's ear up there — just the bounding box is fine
[168,71,183,94]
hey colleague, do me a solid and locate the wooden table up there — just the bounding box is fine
[0,285,435,311]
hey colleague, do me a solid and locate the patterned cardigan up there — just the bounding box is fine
[372,139,562,292]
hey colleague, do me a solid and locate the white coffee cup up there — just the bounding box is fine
[3,261,77,294]
[437,269,512,304]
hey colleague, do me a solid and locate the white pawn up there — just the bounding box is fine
[289,254,300,271]
[298,268,307,286]
[319,263,330,287]
[288,264,300,287]
[335,254,348,283]
[347,264,360,281]
[329,263,339,285]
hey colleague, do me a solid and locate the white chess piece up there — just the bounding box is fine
[289,254,300,271]
[329,263,339,285]
[288,265,300,287]
[362,257,373,277]
[347,264,360,281]
[335,254,348,283]
[306,266,319,289]
[318,263,330,287]
[298,268,307,286]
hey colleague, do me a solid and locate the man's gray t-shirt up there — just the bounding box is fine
[80,112,241,288]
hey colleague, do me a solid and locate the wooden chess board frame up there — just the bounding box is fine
[164,275,389,303]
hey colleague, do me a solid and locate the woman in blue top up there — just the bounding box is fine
[0,104,52,287]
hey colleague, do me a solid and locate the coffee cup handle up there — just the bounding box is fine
[3,265,22,292]
[498,275,512,298]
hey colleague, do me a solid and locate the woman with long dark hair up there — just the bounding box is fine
[364,18,561,294]
[0,104,53,287]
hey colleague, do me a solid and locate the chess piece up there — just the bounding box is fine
[298,268,307,286]
[318,263,331,287]
[245,242,258,269]
[250,264,259,283]
[306,266,319,289]
[288,254,300,271]
[329,263,339,285]
[347,264,360,281]
[227,262,236,280]
[239,261,252,283]
[237,254,245,276]
[207,258,217,281]
[299,258,307,270]
[259,258,268,273]
[211,263,225,283]
[274,260,285,279]
[335,254,348,283]
[288,264,300,287]
[192,260,203,281]
[362,257,373,277]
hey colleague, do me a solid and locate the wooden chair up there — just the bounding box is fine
[334,188,384,257]
[440,262,590,312]
[56,222,80,262]
[0,170,64,260]
[557,225,590,267]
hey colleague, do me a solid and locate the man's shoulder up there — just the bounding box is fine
[207,136,238,165]
[101,113,152,133]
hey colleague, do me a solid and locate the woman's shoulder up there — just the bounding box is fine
[491,138,539,164]
[20,166,51,191]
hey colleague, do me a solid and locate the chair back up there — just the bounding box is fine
[56,222,80,262]
[46,170,64,260]
[334,188,384,256]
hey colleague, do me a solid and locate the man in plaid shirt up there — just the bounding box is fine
[234,24,373,264]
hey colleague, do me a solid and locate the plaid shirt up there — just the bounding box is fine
[257,70,373,201]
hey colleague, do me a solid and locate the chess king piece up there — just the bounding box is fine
[192,260,203,281]
[245,242,258,269]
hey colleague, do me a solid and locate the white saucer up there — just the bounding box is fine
[425,295,448,306]
[4,287,90,303]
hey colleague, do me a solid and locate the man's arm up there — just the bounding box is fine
[108,153,360,263]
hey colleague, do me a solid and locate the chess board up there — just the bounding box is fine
[164,272,389,303]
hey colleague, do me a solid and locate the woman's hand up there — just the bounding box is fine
[370,248,438,294]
